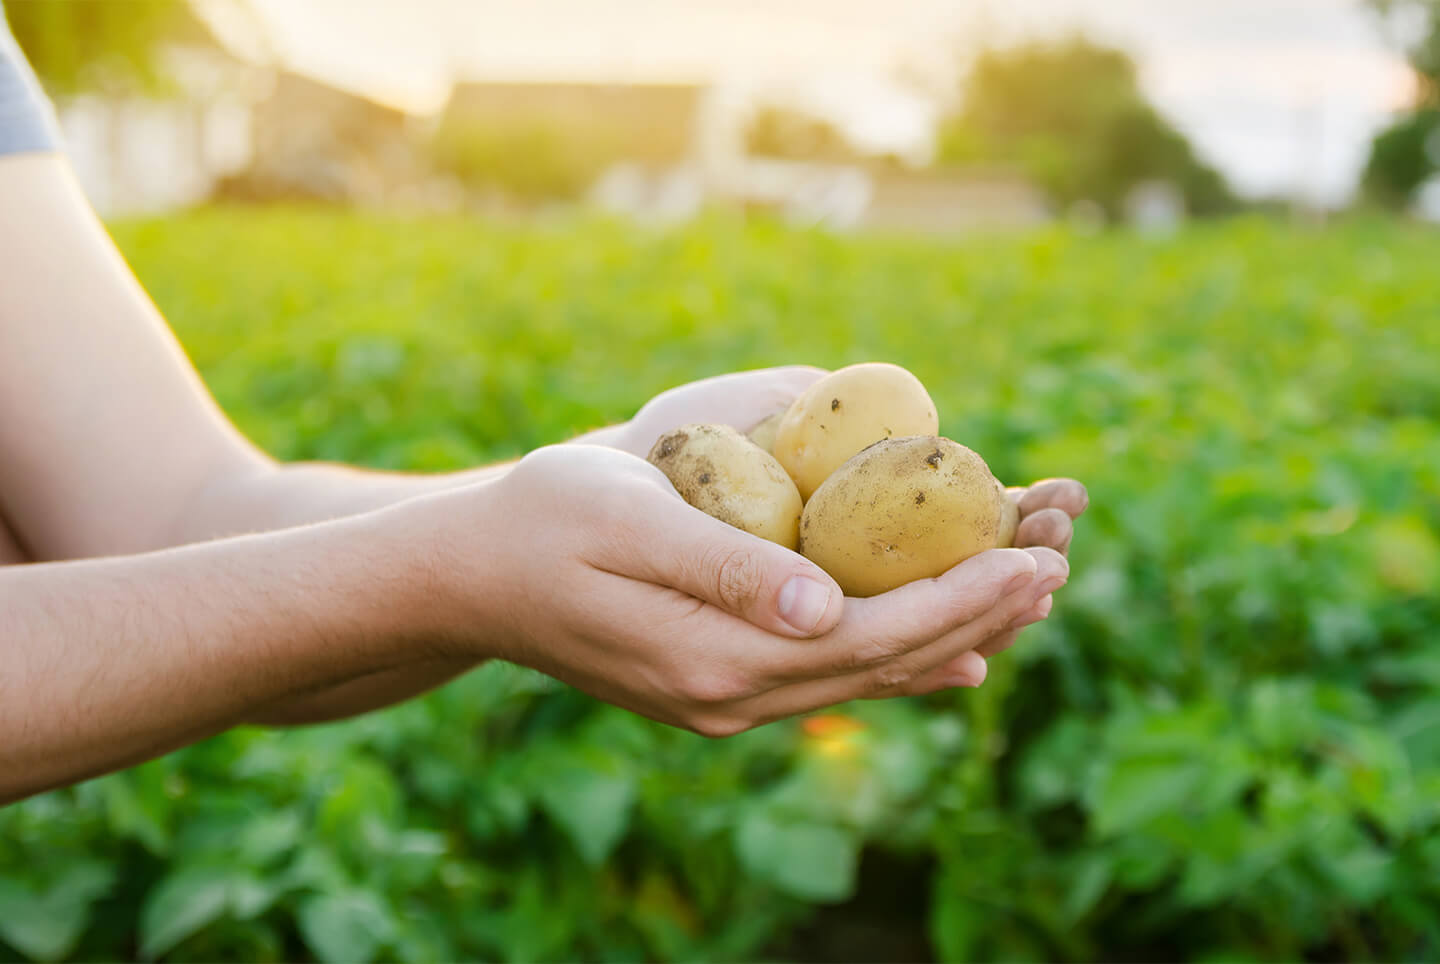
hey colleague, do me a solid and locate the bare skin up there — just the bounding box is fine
[0,152,1085,803]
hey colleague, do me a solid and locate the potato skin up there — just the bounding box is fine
[648,423,803,549]
[746,410,786,455]
[774,363,939,500]
[799,436,1002,597]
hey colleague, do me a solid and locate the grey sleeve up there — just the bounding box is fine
[0,7,61,156]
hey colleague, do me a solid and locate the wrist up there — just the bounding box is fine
[366,483,508,662]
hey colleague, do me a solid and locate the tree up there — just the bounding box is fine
[1366,0,1439,105]
[937,38,1234,217]
[1361,1,1440,206]
[3,0,203,96]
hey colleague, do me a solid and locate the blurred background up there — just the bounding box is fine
[1,1,1438,961]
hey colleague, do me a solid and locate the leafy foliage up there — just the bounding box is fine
[3,0,203,96]
[428,119,618,202]
[1362,1,1440,207]
[1366,0,1440,100]
[1361,109,1440,207]
[2,210,1438,962]
[938,38,1235,217]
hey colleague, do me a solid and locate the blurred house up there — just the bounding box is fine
[858,169,1050,234]
[216,72,433,205]
[442,81,705,166]
[437,80,711,219]
[437,81,902,229]
[56,12,264,214]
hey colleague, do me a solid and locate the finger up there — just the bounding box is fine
[745,548,1067,717]
[739,569,1045,718]
[601,490,844,639]
[1015,507,1074,555]
[762,548,1039,682]
[974,628,1019,658]
[859,549,1067,693]
[1019,479,1089,520]
[975,593,1054,657]
[874,649,989,696]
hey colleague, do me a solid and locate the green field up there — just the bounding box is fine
[2,210,1438,962]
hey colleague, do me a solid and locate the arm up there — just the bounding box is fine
[0,153,829,724]
[3,439,1067,803]
[0,507,452,802]
[0,154,505,721]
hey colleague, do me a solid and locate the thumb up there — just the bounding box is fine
[626,496,844,638]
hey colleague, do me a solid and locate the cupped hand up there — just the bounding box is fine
[609,366,826,457]
[973,478,1089,658]
[415,444,1065,736]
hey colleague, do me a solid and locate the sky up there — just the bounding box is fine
[210,0,1420,205]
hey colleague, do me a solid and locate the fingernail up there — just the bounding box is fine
[1004,570,1035,595]
[949,675,985,688]
[777,576,831,634]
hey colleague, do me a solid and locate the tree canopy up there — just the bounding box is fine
[1361,1,1440,205]
[3,0,203,96]
[937,38,1233,217]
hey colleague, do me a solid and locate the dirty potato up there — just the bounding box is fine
[773,363,939,500]
[746,409,787,455]
[799,436,1002,596]
[648,423,804,549]
[996,482,1021,548]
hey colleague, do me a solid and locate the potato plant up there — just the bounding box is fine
[1,210,1437,963]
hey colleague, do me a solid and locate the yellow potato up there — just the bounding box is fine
[996,482,1021,548]
[773,363,939,500]
[648,423,803,549]
[746,409,786,455]
[799,436,1002,596]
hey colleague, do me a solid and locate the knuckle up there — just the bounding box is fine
[704,546,766,613]
[843,638,904,672]
[865,661,913,695]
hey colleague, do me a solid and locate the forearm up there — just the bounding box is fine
[171,425,629,544]
[0,508,444,802]
[170,459,513,543]
[159,429,627,722]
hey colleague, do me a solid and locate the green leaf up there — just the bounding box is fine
[298,892,390,964]
[228,873,281,921]
[0,862,113,962]
[535,759,636,866]
[235,809,304,867]
[138,866,232,959]
[1090,756,1207,835]
[1061,851,1113,922]
[734,810,859,902]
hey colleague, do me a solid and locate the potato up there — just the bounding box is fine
[773,363,939,500]
[747,410,786,455]
[996,482,1021,548]
[799,436,1002,597]
[648,423,803,549]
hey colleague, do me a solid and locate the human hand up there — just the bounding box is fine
[608,366,826,457]
[975,478,1089,657]
[409,444,1066,735]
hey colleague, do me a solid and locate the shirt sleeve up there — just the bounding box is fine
[0,7,62,156]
